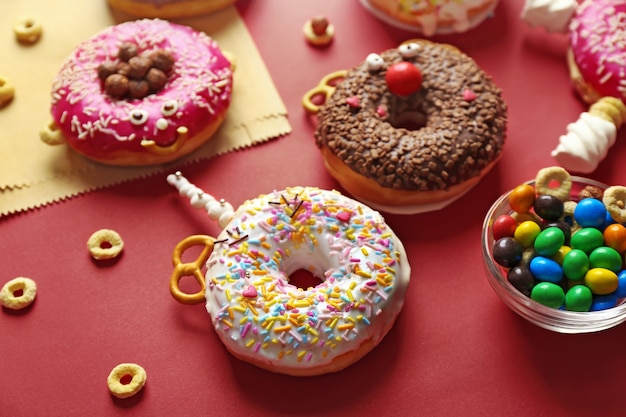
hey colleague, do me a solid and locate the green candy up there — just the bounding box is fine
[565,285,593,312]
[589,246,622,273]
[531,282,565,309]
[562,249,589,280]
[534,227,565,256]
[570,228,604,254]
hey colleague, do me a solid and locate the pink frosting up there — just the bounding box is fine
[50,19,232,162]
[569,0,626,100]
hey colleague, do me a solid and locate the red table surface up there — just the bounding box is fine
[3,1,626,416]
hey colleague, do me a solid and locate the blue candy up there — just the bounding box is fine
[574,198,607,229]
[590,293,619,311]
[529,256,563,283]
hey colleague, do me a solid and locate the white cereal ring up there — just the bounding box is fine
[603,185,626,223]
[107,363,147,399]
[87,229,124,260]
[0,277,37,310]
[535,166,572,201]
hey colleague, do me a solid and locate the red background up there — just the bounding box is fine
[3,1,626,416]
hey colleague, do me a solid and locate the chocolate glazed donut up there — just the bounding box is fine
[305,39,508,214]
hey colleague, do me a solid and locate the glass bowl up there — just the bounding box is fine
[481,176,626,334]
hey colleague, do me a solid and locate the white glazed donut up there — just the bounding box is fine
[168,175,411,376]
[206,186,411,376]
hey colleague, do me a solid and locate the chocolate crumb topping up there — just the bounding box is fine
[315,40,507,192]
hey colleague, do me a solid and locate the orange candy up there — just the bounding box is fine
[509,183,536,213]
[603,223,626,254]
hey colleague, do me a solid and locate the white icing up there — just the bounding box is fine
[551,112,617,173]
[521,0,578,33]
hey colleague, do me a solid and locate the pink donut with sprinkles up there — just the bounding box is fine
[203,186,411,376]
[568,0,626,104]
[43,19,233,165]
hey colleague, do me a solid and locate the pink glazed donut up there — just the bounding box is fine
[43,19,233,166]
[568,0,626,105]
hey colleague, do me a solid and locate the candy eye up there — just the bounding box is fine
[161,100,178,116]
[399,42,420,59]
[129,109,149,125]
[365,53,385,72]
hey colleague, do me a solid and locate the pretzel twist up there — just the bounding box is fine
[170,235,215,304]
[301,70,347,115]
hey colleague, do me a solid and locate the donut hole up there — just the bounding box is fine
[388,110,427,131]
[119,374,134,385]
[289,269,323,290]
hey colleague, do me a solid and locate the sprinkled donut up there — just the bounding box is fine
[41,19,233,166]
[568,0,626,104]
[303,39,507,214]
[360,0,501,36]
[167,173,411,376]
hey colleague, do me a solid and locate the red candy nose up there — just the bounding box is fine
[385,61,422,96]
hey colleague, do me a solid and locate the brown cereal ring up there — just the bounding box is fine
[107,363,147,399]
[0,76,15,108]
[87,229,124,260]
[39,120,66,145]
[13,17,42,44]
[0,277,37,310]
[603,185,626,223]
[535,166,572,201]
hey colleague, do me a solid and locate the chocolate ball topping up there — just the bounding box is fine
[97,44,175,100]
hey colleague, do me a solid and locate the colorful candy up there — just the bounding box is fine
[531,282,565,309]
[491,168,626,312]
[565,285,593,312]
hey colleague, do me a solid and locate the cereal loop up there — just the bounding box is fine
[0,277,37,310]
[535,166,572,201]
[87,229,124,260]
[0,76,15,108]
[107,363,147,399]
[170,235,214,305]
[603,185,626,223]
[13,17,42,44]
